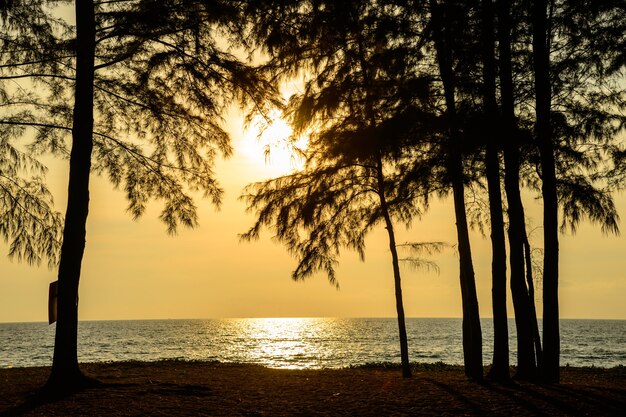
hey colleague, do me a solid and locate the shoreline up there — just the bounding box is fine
[3,358,625,371]
[2,360,624,416]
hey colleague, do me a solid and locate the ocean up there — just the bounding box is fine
[1,318,624,369]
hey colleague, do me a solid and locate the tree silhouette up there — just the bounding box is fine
[460,0,624,382]
[243,0,440,378]
[424,0,624,382]
[531,0,559,383]
[1,0,278,391]
[530,0,625,382]
[494,0,542,380]
[428,0,483,380]
[479,0,509,382]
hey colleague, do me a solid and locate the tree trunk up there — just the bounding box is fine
[497,0,538,380]
[532,0,560,384]
[349,9,412,378]
[523,235,543,369]
[503,148,537,379]
[430,0,483,381]
[376,156,412,378]
[45,0,96,392]
[347,7,412,378]
[481,0,509,383]
[485,146,509,382]
[452,160,484,381]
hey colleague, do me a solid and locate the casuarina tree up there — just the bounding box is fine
[428,0,483,380]
[242,0,441,378]
[1,0,278,391]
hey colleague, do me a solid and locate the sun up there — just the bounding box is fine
[241,110,307,177]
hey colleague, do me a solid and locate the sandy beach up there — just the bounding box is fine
[1,361,624,416]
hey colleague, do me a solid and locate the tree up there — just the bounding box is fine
[529,0,625,382]
[428,0,483,380]
[243,0,439,378]
[532,0,559,383]
[1,0,277,391]
[496,0,541,380]
[423,0,624,382]
[479,0,509,382]
[562,0,626,379]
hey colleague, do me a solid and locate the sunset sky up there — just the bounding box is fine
[1,105,625,323]
[1,5,624,323]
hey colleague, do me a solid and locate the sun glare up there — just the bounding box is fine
[241,111,307,177]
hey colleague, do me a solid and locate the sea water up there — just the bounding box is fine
[1,318,624,369]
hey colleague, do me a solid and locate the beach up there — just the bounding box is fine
[1,361,624,416]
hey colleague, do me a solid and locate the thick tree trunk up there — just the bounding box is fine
[481,0,509,382]
[430,0,483,381]
[45,0,96,392]
[376,157,412,378]
[532,0,559,383]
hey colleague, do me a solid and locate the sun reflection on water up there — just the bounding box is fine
[231,318,333,369]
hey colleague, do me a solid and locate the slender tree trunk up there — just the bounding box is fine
[532,0,559,384]
[376,156,412,378]
[430,0,483,381]
[481,0,509,382]
[523,235,543,369]
[350,9,411,378]
[497,0,538,380]
[485,145,509,382]
[45,0,96,391]
[451,157,484,381]
[503,149,537,379]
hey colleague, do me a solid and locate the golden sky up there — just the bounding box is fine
[1,108,625,323]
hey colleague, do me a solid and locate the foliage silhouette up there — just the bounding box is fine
[1,0,279,390]
[242,0,445,378]
[0,1,64,268]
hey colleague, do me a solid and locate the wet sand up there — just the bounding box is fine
[1,361,624,416]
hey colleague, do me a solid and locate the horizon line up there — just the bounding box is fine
[2,316,625,324]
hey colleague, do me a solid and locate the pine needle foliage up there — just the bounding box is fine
[1,0,281,235]
[0,0,63,266]
[241,0,436,285]
[0,136,62,267]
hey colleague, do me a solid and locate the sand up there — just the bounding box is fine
[1,361,624,416]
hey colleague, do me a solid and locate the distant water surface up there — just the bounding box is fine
[1,318,624,369]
